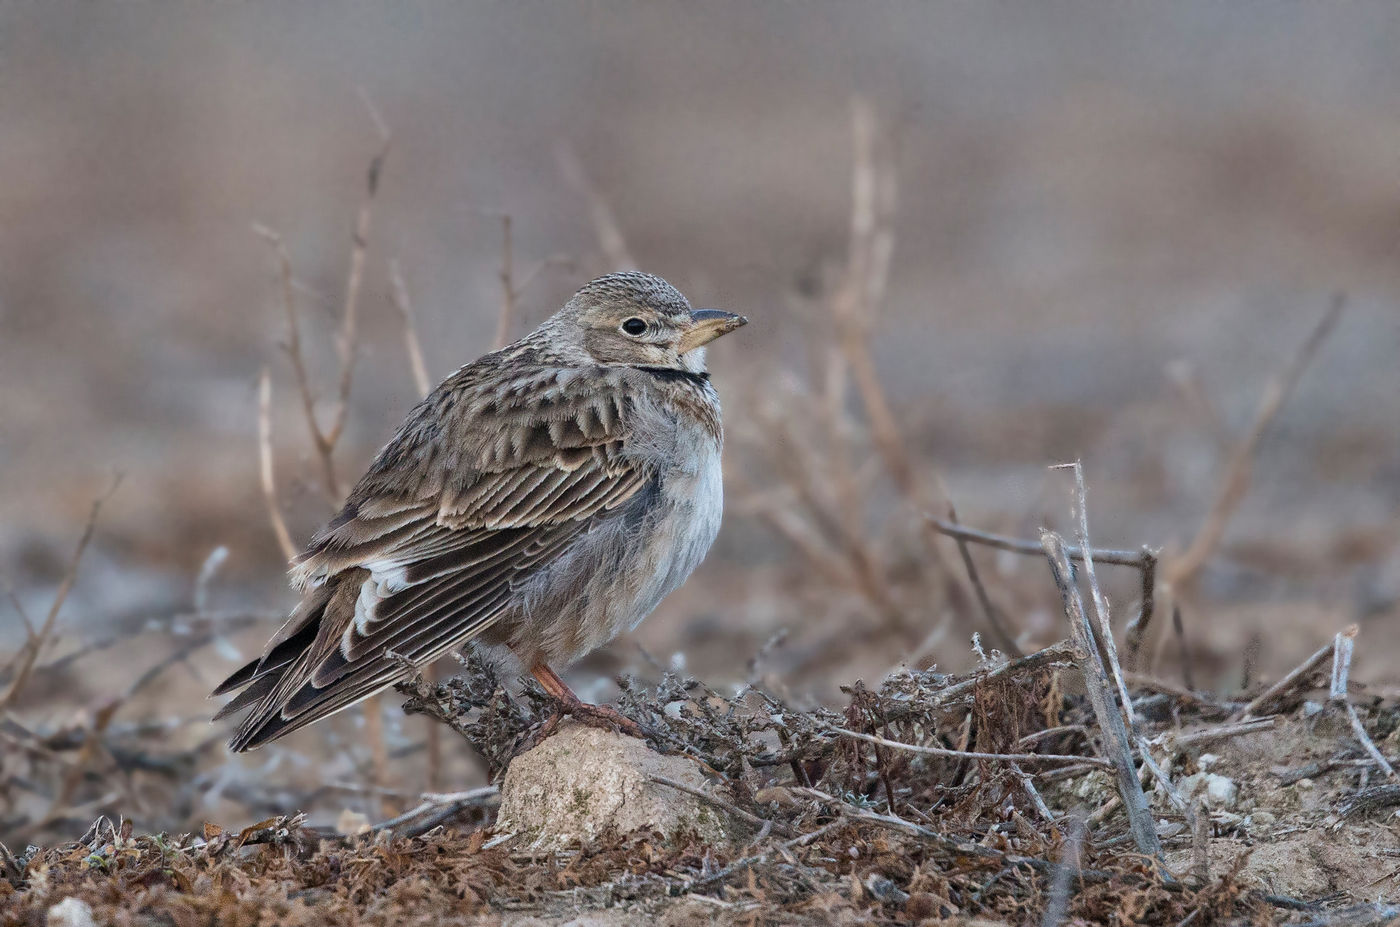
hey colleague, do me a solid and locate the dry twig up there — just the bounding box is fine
[1057,461,1136,726]
[649,776,796,837]
[1042,529,1163,860]
[1154,717,1276,751]
[1329,630,1398,782]
[831,727,1110,770]
[388,259,432,398]
[252,131,388,503]
[943,498,1024,657]
[555,143,635,271]
[0,476,119,712]
[256,368,298,562]
[1166,295,1344,588]
[1230,626,1356,721]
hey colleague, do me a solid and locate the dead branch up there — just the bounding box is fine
[1041,529,1163,860]
[830,727,1110,769]
[1009,761,1057,823]
[832,97,914,502]
[252,132,388,504]
[555,144,634,271]
[927,517,1156,568]
[649,776,796,837]
[1040,812,1085,927]
[1230,625,1356,721]
[368,785,499,838]
[1122,552,1159,671]
[1329,630,1398,781]
[323,130,390,458]
[1136,735,1197,829]
[943,497,1023,657]
[1342,703,1395,782]
[257,368,298,561]
[929,640,1077,708]
[1166,295,1344,588]
[388,259,432,397]
[0,475,119,712]
[1057,461,1135,726]
[1154,717,1276,751]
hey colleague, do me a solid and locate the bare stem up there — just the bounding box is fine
[388,259,432,398]
[1167,295,1343,588]
[257,368,298,562]
[0,475,119,712]
[1041,529,1163,860]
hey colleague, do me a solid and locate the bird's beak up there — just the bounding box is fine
[678,309,748,354]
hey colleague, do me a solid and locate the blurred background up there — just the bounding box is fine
[2,2,1398,844]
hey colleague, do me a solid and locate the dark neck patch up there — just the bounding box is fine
[634,366,711,386]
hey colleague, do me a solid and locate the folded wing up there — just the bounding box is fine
[213,362,649,750]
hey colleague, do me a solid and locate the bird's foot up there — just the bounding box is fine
[526,661,647,740]
[559,700,646,740]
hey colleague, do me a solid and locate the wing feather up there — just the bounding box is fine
[215,361,652,750]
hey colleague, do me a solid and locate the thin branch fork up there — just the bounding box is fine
[927,514,1159,670]
[0,476,119,712]
[928,518,1155,568]
[252,133,389,504]
[649,776,796,837]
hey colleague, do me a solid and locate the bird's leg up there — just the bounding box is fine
[528,663,644,739]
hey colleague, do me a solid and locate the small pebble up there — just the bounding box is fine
[47,898,96,927]
[1205,774,1239,808]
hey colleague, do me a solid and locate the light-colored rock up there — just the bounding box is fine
[497,722,742,849]
[47,898,97,927]
[1180,771,1240,809]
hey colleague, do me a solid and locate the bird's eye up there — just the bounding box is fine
[621,318,647,336]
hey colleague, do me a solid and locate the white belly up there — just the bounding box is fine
[504,426,724,667]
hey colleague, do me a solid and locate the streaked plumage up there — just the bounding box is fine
[213,272,746,750]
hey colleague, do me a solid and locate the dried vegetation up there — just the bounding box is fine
[4,100,1398,925]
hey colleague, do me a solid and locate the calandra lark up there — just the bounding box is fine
[214,272,746,749]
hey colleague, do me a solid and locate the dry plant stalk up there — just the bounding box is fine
[555,143,635,271]
[927,514,1157,665]
[1057,461,1135,726]
[1329,629,1399,782]
[832,727,1110,769]
[942,498,1024,657]
[0,476,119,712]
[1166,295,1344,588]
[1230,624,1356,721]
[1041,529,1162,860]
[252,129,388,504]
[388,258,432,398]
[256,368,298,562]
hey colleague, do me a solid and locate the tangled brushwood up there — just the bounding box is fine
[14,631,1400,924]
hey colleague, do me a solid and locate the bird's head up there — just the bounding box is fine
[549,272,747,373]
